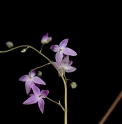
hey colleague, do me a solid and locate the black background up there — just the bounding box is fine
[0,4,121,124]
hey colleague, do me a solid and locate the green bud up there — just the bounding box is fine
[37,71,42,77]
[6,41,14,48]
[21,49,26,53]
[70,82,77,89]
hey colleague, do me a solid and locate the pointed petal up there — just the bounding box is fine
[55,52,63,65]
[62,55,69,64]
[41,33,48,41]
[29,70,36,77]
[38,98,45,113]
[59,39,68,48]
[32,84,41,95]
[53,62,61,69]
[65,66,76,73]
[40,90,49,98]
[23,95,38,105]
[33,76,46,85]
[19,75,29,82]
[69,60,73,65]
[25,80,33,95]
[50,45,59,52]
[63,47,77,56]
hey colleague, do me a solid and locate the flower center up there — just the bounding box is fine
[59,48,62,52]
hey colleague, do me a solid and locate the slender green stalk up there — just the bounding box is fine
[0,45,68,124]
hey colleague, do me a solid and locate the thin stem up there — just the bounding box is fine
[0,45,68,124]
[46,97,65,111]
[31,62,50,71]
[63,73,68,124]
[40,44,44,52]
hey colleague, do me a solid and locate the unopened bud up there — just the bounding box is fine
[70,82,77,89]
[37,71,42,77]
[6,41,14,48]
[21,49,26,53]
[41,33,52,44]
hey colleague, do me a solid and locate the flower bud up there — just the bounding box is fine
[6,41,14,48]
[37,71,42,77]
[70,82,77,89]
[41,33,52,44]
[21,49,26,53]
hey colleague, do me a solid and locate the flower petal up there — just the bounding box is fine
[25,80,33,95]
[41,33,48,41]
[38,98,45,113]
[65,66,76,73]
[68,60,73,65]
[62,55,69,64]
[29,70,36,77]
[50,45,59,52]
[59,39,68,48]
[33,76,46,85]
[19,75,29,82]
[23,95,38,105]
[55,52,63,65]
[32,84,41,95]
[53,62,61,69]
[40,90,49,98]
[63,47,77,56]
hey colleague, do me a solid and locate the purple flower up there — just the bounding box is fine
[23,85,49,113]
[41,33,52,44]
[50,39,77,65]
[53,56,76,75]
[19,71,46,95]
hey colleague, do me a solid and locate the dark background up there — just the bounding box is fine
[0,4,121,124]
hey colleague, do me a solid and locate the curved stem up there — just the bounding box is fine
[0,45,68,124]
[46,97,65,111]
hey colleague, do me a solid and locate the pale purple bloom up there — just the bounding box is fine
[50,39,77,65]
[19,71,46,95]
[53,56,76,75]
[23,85,49,113]
[41,33,52,44]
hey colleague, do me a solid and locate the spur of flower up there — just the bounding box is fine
[53,55,76,76]
[19,70,46,94]
[23,85,49,113]
[50,38,77,65]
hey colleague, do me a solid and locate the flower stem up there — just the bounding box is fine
[31,62,50,71]
[46,97,65,111]
[0,45,68,124]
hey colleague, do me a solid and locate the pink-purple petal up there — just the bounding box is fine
[33,76,46,85]
[59,39,68,48]
[68,60,73,65]
[29,71,36,77]
[23,95,38,105]
[53,62,61,69]
[40,90,49,98]
[62,55,69,64]
[32,84,41,95]
[63,47,77,56]
[41,33,48,41]
[38,98,45,113]
[19,75,29,82]
[50,45,59,52]
[25,80,33,95]
[55,52,63,65]
[65,66,76,73]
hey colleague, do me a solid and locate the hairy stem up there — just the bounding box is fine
[0,45,68,124]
